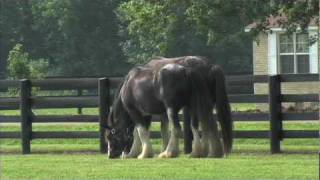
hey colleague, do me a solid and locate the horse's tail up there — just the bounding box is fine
[186,69,213,132]
[210,65,233,154]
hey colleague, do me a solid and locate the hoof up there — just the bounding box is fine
[121,152,128,159]
[207,151,224,158]
[189,151,203,158]
[190,146,204,158]
[121,153,137,159]
[137,153,153,159]
[137,154,144,159]
[158,151,178,158]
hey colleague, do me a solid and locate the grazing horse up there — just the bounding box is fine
[145,56,233,155]
[105,56,233,158]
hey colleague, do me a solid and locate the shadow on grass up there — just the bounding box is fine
[1,147,317,156]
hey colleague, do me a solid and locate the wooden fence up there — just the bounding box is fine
[0,74,318,154]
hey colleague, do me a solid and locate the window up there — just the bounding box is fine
[278,33,310,74]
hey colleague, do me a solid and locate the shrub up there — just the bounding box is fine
[7,44,49,79]
[7,44,31,79]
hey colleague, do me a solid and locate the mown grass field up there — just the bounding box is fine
[0,106,319,180]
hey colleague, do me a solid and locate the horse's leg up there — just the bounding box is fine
[136,124,153,159]
[200,120,210,157]
[190,116,202,158]
[207,114,224,158]
[158,108,180,158]
[122,127,141,158]
[127,109,153,159]
[160,113,169,151]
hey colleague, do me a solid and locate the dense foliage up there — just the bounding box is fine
[1,0,318,78]
[250,0,319,38]
[1,0,129,78]
[118,0,255,73]
[7,44,49,79]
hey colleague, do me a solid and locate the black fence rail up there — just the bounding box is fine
[0,74,318,154]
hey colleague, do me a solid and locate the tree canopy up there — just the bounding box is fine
[247,0,319,37]
[1,0,318,78]
[1,0,129,78]
[118,0,256,73]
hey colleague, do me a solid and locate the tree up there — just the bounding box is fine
[7,44,31,79]
[30,0,131,76]
[7,44,48,79]
[248,0,319,38]
[274,0,319,31]
[1,0,130,77]
[118,0,255,73]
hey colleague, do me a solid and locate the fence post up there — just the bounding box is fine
[269,75,282,153]
[77,89,82,114]
[20,79,32,154]
[98,78,109,153]
[183,107,192,154]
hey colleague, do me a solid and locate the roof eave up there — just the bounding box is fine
[245,25,318,33]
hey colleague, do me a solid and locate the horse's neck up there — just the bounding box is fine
[114,96,133,127]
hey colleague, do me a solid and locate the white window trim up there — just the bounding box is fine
[309,31,319,73]
[268,33,278,75]
[267,28,318,75]
[277,33,310,74]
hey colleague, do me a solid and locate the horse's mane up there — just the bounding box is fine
[110,71,135,128]
[109,74,128,125]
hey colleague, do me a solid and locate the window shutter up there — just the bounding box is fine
[268,33,278,74]
[309,31,318,73]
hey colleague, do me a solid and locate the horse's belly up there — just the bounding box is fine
[135,97,165,115]
[133,88,165,115]
[130,74,165,115]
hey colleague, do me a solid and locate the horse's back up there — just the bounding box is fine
[122,66,165,115]
[146,56,210,72]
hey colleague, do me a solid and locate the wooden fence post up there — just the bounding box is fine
[98,78,109,153]
[183,107,192,154]
[77,89,83,114]
[20,79,32,154]
[269,75,282,153]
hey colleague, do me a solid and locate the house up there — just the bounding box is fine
[245,16,319,110]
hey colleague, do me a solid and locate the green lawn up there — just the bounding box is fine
[0,107,319,179]
[1,153,317,180]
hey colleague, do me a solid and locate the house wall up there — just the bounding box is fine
[253,33,269,75]
[253,33,319,111]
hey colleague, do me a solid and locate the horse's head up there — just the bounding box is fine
[104,96,134,158]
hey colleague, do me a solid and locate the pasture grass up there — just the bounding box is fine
[1,152,318,180]
[1,122,318,180]
[0,106,319,179]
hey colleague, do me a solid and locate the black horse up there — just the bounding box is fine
[105,56,233,158]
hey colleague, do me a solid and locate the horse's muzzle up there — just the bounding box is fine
[108,150,123,159]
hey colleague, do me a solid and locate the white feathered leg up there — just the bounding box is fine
[136,125,153,159]
[122,127,141,158]
[158,108,180,158]
[207,116,224,158]
[161,115,169,151]
[190,124,202,158]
